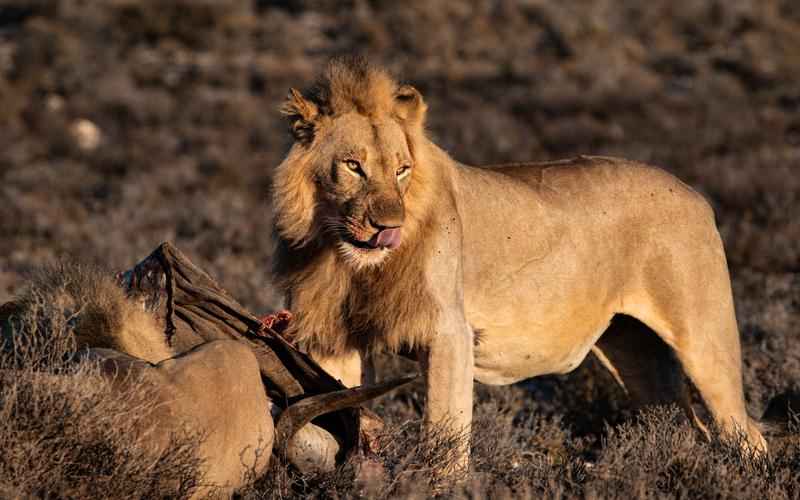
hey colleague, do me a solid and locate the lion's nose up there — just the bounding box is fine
[368,217,401,232]
[367,202,404,232]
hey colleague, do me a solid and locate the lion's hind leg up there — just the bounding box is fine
[663,314,767,454]
[592,315,708,434]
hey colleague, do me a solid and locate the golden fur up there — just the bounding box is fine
[272,56,440,356]
[271,57,767,468]
[10,262,172,363]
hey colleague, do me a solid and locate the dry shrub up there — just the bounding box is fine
[241,401,800,499]
[0,285,203,499]
[468,396,584,499]
[240,419,470,499]
[587,406,800,499]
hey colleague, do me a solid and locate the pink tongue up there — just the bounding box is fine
[369,228,402,249]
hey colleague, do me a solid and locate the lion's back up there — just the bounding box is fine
[481,155,715,227]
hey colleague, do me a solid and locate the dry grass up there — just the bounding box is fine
[1,0,799,497]
[241,392,800,499]
[0,287,202,499]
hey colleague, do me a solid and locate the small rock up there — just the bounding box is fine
[45,94,64,112]
[69,119,102,151]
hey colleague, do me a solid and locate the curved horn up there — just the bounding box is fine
[275,375,417,457]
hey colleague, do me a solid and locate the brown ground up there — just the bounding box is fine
[1,0,799,498]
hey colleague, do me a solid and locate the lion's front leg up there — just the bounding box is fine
[419,314,474,474]
[313,349,362,387]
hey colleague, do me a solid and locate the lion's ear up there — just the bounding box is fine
[281,88,319,142]
[393,85,427,126]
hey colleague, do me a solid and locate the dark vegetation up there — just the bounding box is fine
[0,285,202,498]
[1,0,799,497]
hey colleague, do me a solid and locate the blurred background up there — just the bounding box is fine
[0,0,798,421]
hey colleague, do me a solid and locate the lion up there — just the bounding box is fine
[270,56,767,470]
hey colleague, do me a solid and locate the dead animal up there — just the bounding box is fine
[1,243,413,496]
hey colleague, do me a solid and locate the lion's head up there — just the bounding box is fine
[271,56,434,269]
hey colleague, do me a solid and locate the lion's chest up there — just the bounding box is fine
[345,269,439,354]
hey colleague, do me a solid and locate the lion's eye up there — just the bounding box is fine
[342,160,365,178]
[396,165,412,180]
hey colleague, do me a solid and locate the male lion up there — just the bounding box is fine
[270,56,767,469]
